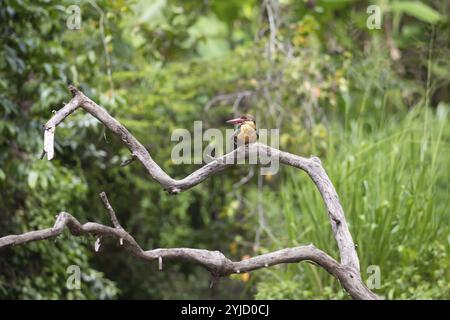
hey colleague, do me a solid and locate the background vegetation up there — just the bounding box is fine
[0,0,448,299]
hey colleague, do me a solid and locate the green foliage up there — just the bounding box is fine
[1,0,449,299]
[252,108,449,299]
[0,0,124,299]
[390,1,445,24]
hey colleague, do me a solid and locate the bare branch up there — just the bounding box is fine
[42,88,357,268]
[204,90,253,112]
[99,192,122,229]
[18,85,379,299]
[0,212,377,300]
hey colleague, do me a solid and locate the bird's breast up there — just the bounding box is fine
[237,123,257,144]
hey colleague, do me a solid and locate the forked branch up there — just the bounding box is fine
[0,198,377,300]
[0,86,379,300]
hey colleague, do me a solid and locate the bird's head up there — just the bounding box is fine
[226,114,256,127]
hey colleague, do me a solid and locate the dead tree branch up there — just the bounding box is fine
[99,191,122,229]
[0,209,377,300]
[0,85,379,300]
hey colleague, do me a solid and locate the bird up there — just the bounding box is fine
[226,114,258,150]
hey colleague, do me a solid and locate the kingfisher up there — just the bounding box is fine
[226,114,258,150]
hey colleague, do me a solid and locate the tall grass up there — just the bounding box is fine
[253,106,449,299]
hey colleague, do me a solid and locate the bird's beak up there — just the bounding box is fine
[226,117,244,125]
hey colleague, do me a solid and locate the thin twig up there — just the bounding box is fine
[99,192,122,229]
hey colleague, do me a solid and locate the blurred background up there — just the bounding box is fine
[0,0,449,299]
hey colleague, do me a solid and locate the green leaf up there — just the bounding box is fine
[390,2,444,24]
[87,51,96,64]
[28,171,39,189]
